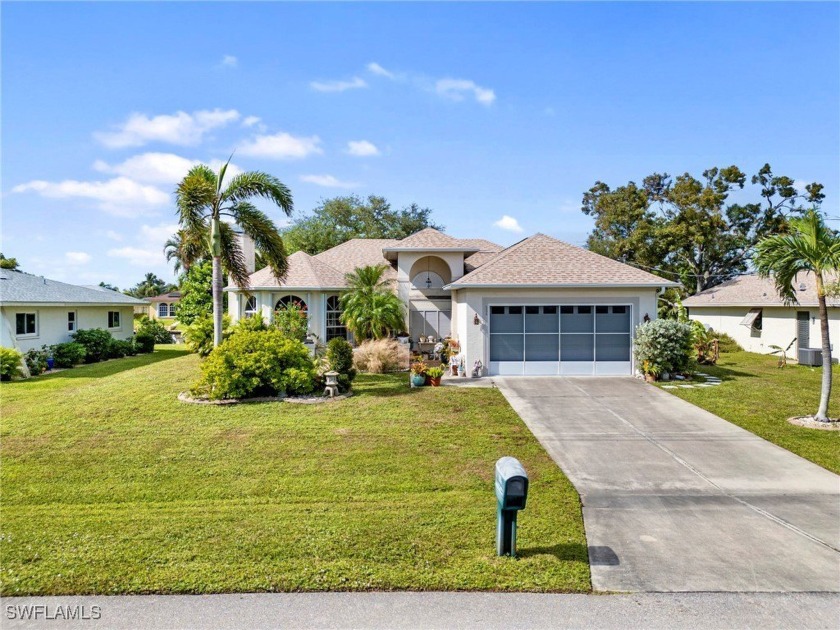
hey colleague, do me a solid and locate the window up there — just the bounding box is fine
[67,311,76,332]
[275,295,307,314]
[326,296,347,342]
[169,303,177,317]
[244,296,258,318]
[108,311,121,329]
[15,313,37,336]
[158,303,169,317]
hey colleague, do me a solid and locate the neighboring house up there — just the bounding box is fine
[227,228,676,376]
[0,270,147,352]
[684,273,840,357]
[146,291,181,320]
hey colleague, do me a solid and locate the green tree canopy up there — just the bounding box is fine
[125,273,176,298]
[177,260,218,326]
[282,195,442,255]
[0,253,20,271]
[582,164,825,295]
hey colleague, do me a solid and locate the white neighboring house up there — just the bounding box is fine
[226,228,677,376]
[684,273,840,359]
[0,270,148,353]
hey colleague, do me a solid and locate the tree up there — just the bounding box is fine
[164,229,207,275]
[582,164,825,294]
[176,260,217,326]
[98,282,119,292]
[282,195,442,255]
[0,253,20,271]
[175,161,293,347]
[754,209,840,421]
[339,265,405,340]
[125,273,174,298]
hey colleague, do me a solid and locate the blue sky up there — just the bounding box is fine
[2,2,838,289]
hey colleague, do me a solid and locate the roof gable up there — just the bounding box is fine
[0,271,147,305]
[384,228,479,251]
[247,251,347,289]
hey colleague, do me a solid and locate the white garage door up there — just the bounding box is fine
[488,305,632,376]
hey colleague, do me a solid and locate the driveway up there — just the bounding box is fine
[496,377,840,592]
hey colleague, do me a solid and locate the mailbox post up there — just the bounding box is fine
[494,456,529,557]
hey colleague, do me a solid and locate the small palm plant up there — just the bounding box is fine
[754,209,840,420]
[339,264,405,341]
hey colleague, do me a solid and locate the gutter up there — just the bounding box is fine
[442,282,681,290]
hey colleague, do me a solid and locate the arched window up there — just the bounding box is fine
[275,295,307,313]
[411,271,445,290]
[158,303,169,318]
[326,295,347,342]
[244,296,258,318]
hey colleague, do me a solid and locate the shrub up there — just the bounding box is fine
[72,328,114,363]
[353,338,410,374]
[50,342,86,368]
[715,331,743,354]
[106,338,136,359]
[633,319,694,377]
[234,314,269,334]
[272,302,308,342]
[0,347,24,381]
[134,332,156,354]
[136,316,173,344]
[184,314,231,358]
[192,330,316,400]
[24,347,48,375]
[326,337,356,392]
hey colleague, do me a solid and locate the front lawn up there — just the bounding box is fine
[659,351,839,474]
[0,346,589,595]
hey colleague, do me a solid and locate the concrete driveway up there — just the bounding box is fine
[496,377,840,592]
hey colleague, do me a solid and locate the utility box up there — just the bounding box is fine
[495,457,529,556]
[798,348,822,366]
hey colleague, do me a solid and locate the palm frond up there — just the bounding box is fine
[219,222,250,288]
[229,202,288,282]
[221,171,294,216]
[176,165,217,228]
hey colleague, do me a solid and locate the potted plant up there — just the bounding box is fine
[641,360,662,383]
[426,366,444,386]
[410,360,428,387]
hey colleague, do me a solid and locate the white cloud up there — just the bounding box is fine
[94,108,240,148]
[107,246,166,267]
[220,55,238,68]
[238,132,323,159]
[493,215,524,233]
[367,62,395,79]
[12,177,169,217]
[346,140,380,157]
[310,77,367,93]
[105,230,124,241]
[300,174,360,189]
[65,251,91,265]
[242,115,261,127]
[435,79,496,105]
[94,152,243,186]
[140,223,180,246]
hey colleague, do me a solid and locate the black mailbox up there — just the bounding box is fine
[494,457,529,556]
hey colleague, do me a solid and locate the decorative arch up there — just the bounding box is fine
[274,295,308,313]
[408,256,452,289]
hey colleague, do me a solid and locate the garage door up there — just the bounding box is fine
[488,305,632,376]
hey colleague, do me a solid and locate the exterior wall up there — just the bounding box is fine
[688,306,840,355]
[453,287,660,373]
[395,252,465,321]
[228,289,331,342]
[1,305,136,353]
[149,300,179,320]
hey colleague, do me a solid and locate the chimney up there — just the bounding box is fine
[236,231,256,275]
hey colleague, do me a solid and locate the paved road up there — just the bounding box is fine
[496,377,840,593]
[3,593,839,629]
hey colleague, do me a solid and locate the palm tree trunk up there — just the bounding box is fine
[815,273,833,421]
[212,256,224,347]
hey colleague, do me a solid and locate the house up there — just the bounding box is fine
[226,228,677,376]
[146,291,181,320]
[684,273,840,357]
[0,270,147,352]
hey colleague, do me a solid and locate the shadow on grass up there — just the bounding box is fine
[700,364,757,381]
[10,347,189,382]
[517,542,590,563]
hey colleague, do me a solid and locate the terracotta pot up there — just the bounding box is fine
[644,373,657,383]
[430,377,442,387]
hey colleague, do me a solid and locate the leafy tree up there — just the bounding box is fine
[98,282,120,292]
[582,164,824,294]
[339,265,405,340]
[0,253,20,271]
[754,209,840,421]
[125,273,175,298]
[175,161,293,347]
[283,195,442,255]
[176,260,217,326]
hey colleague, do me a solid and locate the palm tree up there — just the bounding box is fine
[340,264,405,340]
[175,161,293,347]
[754,209,840,420]
[164,229,207,275]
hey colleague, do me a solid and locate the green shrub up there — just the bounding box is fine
[272,302,308,342]
[193,330,316,400]
[136,316,173,344]
[234,314,269,334]
[72,328,114,363]
[326,337,356,392]
[0,347,24,381]
[24,347,48,375]
[633,319,694,377]
[184,314,231,358]
[50,342,86,368]
[715,331,743,354]
[134,332,156,354]
[106,338,136,359]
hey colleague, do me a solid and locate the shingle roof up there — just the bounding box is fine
[447,234,678,288]
[148,291,181,302]
[683,273,840,308]
[314,238,398,282]
[0,271,148,305]
[247,251,348,289]
[384,228,480,251]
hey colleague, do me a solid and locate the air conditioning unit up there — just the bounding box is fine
[798,348,822,366]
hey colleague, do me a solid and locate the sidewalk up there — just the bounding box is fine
[3,592,838,629]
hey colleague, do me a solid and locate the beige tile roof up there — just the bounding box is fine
[385,228,479,250]
[462,240,504,272]
[247,251,347,289]
[683,273,839,308]
[448,233,678,287]
[314,238,398,282]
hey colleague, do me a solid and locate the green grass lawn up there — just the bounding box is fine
[0,347,589,595]
[658,351,839,474]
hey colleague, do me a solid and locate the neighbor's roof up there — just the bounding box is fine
[683,273,839,308]
[246,251,348,290]
[0,271,148,305]
[383,228,482,253]
[148,291,181,302]
[447,234,679,288]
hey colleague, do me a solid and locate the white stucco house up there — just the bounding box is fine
[684,273,839,360]
[227,228,677,376]
[0,270,147,352]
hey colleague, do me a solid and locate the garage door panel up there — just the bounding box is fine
[595,333,631,362]
[524,361,560,375]
[561,361,595,376]
[490,333,523,361]
[561,333,594,361]
[525,306,558,332]
[525,334,559,361]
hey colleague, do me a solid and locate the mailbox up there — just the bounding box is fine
[494,456,529,556]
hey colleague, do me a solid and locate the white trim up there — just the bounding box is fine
[14,311,39,338]
[446,282,679,289]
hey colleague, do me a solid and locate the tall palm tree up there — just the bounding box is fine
[339,264,405,340]
[164,229,207,275]
[754,209,840,420]
[175,161,293,347]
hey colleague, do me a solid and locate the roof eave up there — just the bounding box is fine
[224,286,346,292]
[444,282,680,290]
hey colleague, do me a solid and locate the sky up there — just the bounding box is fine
[2,2,838,290]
